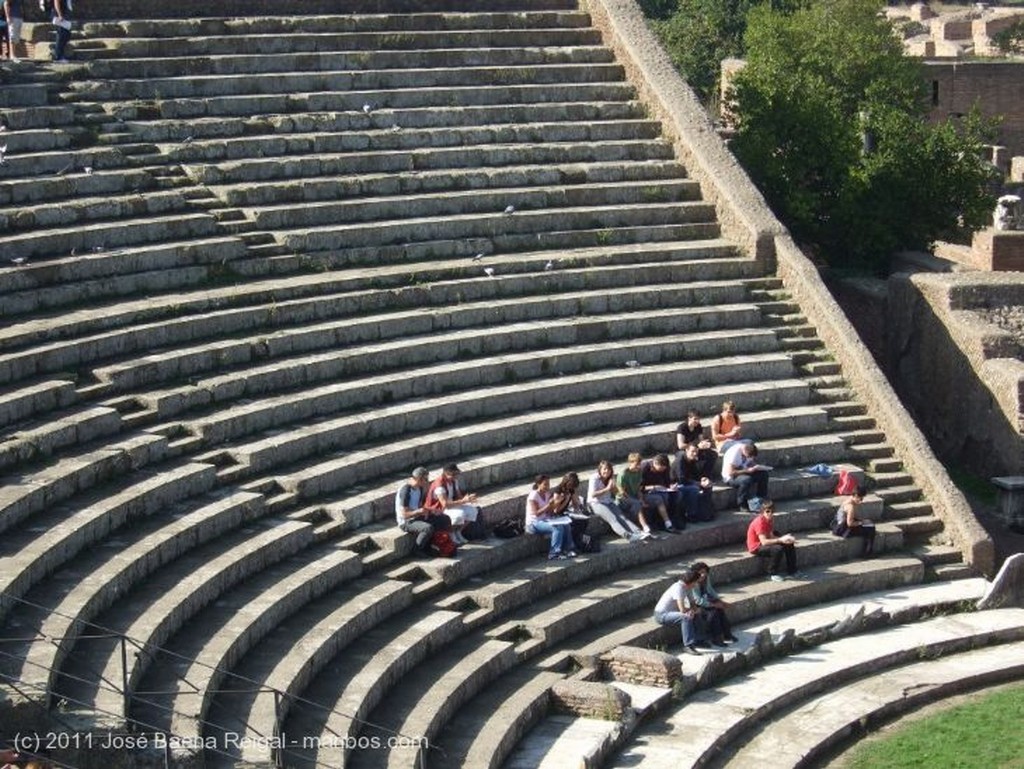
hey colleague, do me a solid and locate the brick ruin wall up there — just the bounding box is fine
[925,60,1024,161]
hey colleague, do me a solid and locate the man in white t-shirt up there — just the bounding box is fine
[721,441,770,512]
[653,570,704,654]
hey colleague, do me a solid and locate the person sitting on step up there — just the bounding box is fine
[587,460,649,543]
[641,453,684,533]
[691,561,737,644]
[525,474,576,560]
[675,409,717,479]
[711,400,750,455]
[746,499,800,582]
[424,462,480,546]
[617,451,660,537]
[722,441,770,512]
[653,568,722,654]
[677,444,716,522]
[395,467,451,557]
[832,485,876,557]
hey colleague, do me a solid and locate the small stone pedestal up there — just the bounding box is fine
[991,476,1024,532]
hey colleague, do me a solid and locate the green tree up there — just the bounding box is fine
[729,0,996,272]
[650,0,756,102]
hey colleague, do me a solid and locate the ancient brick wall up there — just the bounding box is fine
[925,60,1024,160]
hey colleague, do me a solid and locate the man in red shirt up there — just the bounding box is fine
[746,500,799,582]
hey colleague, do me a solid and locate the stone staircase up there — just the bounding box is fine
[0,2,1000,768]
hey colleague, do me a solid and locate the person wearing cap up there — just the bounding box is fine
[424,463,480,546]
[395,467,450,556]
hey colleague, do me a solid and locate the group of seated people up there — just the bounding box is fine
[394,402,771,558]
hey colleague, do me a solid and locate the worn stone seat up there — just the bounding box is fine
[77,518,315,721]
[0,255,748,388]
[0,211,223,262]
[155,322,768,443]
[0,461,217,620]
[9,490,265,707]
[209,157,685,208]
[615,609,1024,768]
[0,432,167,537]
[218,353,800,477]
[141,544,365,737]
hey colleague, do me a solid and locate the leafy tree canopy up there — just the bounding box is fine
[729,0,996,272]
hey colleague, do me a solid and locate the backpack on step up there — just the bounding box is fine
[430,530,458,558]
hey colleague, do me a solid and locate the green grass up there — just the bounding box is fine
[945,464,999,507]
[843,684,1024,768]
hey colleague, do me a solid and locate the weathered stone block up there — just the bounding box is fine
[550,680,631,720]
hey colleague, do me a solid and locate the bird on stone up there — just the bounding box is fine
[391,124,401,132]
[362,104,373,114]
[503,205,515,215]
[483,267,495,277]
[181,135,194,145]
[10,257,27,266]
[471,252,485,262]
[544,260,554,271]
[0,145,7,165]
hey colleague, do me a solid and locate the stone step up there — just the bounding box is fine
[321,394,849,532]
[0,142,160,179]
[558,555,929,678]
[0,379,78,431]
[0,432,167,539]
[440,666,568,769]
[718,617,1024,768]
[59,517,314,722]
[277,200,715,254]
[0,167,159,209]
[885,499,934,520]
[868,456,904,473]
[135,306,756,425]
[875,484,924,504]
[2,267,756,397]
[186,137,673,186]
[185,327,783,446]
[245,179,701,231]
[0,126,81,155]
[168,119,667,168]
[496,529,906,655]
[0,105,78,131]
[0,461,218,629]
[0,190,195,235]
[912,543,964,567]
[84,43,615,80]
[289,411,856,521]
[0,212,223,262]
[31,267,757,392]
[285,607,467,769]
[0,405,124,473]
[139,544,364,737]
[6,490,266,706]
[204,578,420,766]
[103,100,646,144]
[84,10,592,41]
[95,27,604,60]
[890,514,945,538]
[210,158,686,208]
[218,353,803,476]
[106,81,639,122]
[71,62,628,102]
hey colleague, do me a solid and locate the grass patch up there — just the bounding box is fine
[945,464,998,507]
[843,683,1024,769]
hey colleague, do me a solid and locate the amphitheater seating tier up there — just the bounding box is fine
[0,3,1000,769]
